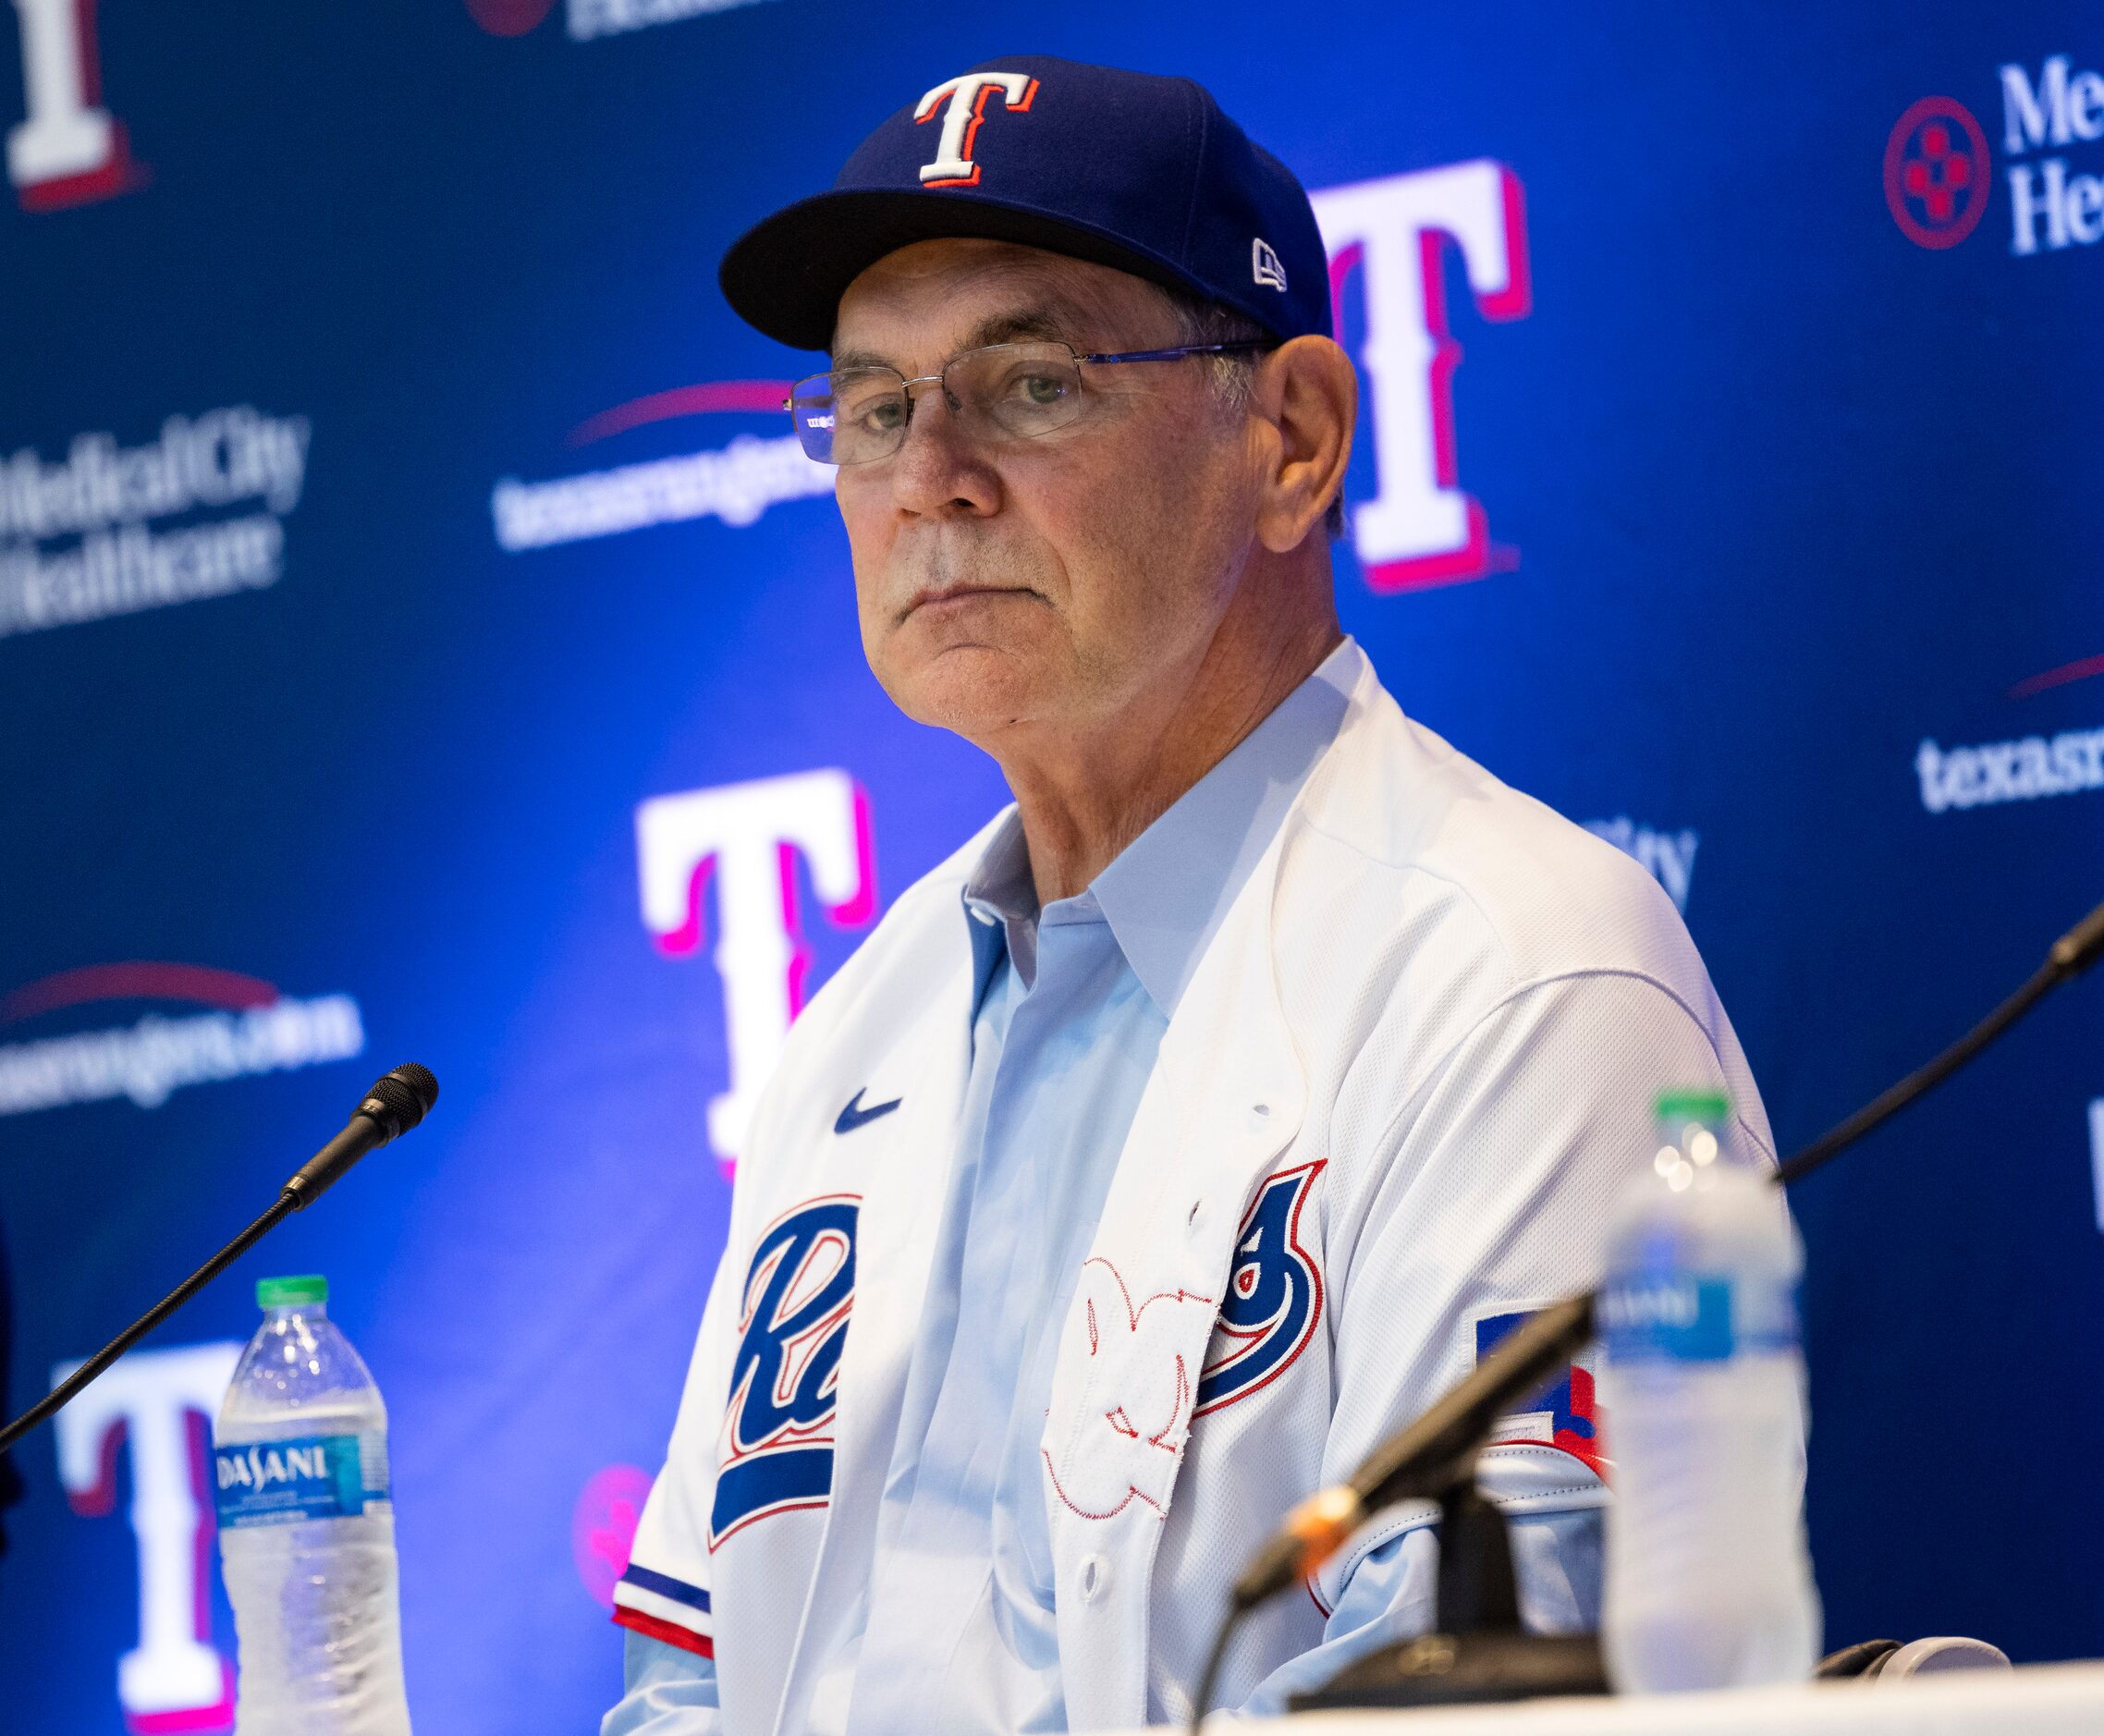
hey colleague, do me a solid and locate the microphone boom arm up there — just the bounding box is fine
[0,1062,438,1455]
[0,1194,299,1453]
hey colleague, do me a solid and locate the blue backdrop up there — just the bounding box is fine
[3,3,2101,1730]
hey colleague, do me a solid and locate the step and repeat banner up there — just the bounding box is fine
[2,3,2099,1730]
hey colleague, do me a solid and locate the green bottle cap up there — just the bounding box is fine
[256,1274,328,1308]
[1654,1089,1729,1122]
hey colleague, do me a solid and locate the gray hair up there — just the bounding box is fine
[1147,282,1347,540]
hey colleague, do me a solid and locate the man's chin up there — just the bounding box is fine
[887,645,1060,741]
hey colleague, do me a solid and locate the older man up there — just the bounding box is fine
[606,56,1772,1734]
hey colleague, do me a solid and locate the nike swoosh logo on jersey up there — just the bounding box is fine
[834,1088,902,1134]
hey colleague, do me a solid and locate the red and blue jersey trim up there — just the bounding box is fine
[612,1606,716,1658]
[618,1563,711,1612]
[612,1562,715,1658]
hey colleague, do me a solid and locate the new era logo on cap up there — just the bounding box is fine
[718,55,1334,352]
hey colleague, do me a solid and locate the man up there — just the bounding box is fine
[607,57,1774,1733]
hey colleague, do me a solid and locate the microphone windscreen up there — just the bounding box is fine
[361,1063,440,1140]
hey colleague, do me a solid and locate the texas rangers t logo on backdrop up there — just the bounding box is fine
[8,0,141,210]
[914,70,1038,187]
[1194,1159,1325,1415]
[636,768,876,1172]
[1312,162,1531,592]
[711,1194,858,1547]
[54,1339,244,1734]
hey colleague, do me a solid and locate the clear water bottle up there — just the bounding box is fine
[1597,1091,1820,1693]
[214,1275,411,1734]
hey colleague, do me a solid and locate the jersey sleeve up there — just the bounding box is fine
[1236,969,1779,1714]
[612,1227,743,1660]
[601,1629,722,1736]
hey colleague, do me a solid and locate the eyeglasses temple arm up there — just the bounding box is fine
[1077,341,1274,365]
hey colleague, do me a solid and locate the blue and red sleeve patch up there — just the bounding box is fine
[1474,1308,1606,1475]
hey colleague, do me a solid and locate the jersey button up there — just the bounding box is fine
[1078,1553,1110,1602]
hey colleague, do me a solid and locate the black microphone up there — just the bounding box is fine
[1189,896,2104,1728]
[282,1062,439,1208]
[0,1063,439,1453]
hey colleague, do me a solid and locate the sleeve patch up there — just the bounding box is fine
[1473,1306,1605,1474]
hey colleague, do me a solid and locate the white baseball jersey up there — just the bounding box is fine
[617,643,1778,1730]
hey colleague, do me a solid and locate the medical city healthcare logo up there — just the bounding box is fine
[0,961,364,1117]
[1885,53,2104,256]
[1584,817,1699,914]
[1884,98,1991,249]
[0,406,312,640]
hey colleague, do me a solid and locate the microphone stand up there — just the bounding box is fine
[1291,1476,1610,1712]
[1186,897,2104,1730]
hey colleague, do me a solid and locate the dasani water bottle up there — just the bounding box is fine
[1597,1091,1820,1693]
[214,1274,411,1734]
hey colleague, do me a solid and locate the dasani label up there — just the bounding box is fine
[212,1432,387,1528]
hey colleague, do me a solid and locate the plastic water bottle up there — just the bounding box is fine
[214,1275,411,1734]
[1597,1091,1820,1693]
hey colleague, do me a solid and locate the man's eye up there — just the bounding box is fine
[847,396,905,431]
[1011,373,1070,408]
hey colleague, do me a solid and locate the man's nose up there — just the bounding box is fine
[887,377,997,516]
[894,373,968,442]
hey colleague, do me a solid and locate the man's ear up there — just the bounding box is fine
[1250,336,1356,554]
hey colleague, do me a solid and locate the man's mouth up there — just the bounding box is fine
[905,584,1035,618]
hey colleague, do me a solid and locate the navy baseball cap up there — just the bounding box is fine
[718,56,1331,352]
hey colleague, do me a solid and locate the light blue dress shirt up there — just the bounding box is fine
[611,646,1452,1735]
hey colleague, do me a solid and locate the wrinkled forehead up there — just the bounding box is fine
[829,238,1176,372]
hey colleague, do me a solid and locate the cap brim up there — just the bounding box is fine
[718,188,1242,352]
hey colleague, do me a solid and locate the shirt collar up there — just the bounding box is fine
[962,808,1038,994]
[1093,637,1356,1016]
[960,638,1359,1015]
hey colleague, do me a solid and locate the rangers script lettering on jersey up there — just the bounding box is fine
[1194,1159,1325,1415]
[711,1194,858,1547]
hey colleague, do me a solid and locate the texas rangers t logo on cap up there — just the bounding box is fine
[913,70,1040,187]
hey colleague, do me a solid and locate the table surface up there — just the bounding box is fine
[1190,1662,2104,1734]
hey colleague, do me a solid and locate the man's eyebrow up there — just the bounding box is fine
[826,348,884,372]
[963,305,1080,349]
[827,303,1087,373]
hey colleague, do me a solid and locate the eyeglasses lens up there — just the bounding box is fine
[789,344,1086,466]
